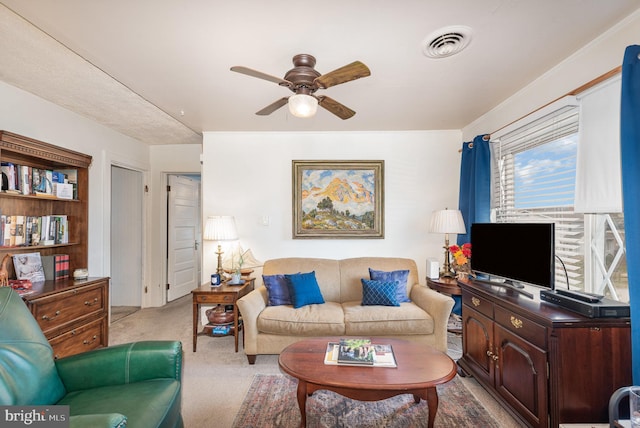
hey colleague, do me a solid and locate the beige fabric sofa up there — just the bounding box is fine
[237,257,454,364]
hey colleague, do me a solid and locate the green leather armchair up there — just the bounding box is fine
[0,287,183,428]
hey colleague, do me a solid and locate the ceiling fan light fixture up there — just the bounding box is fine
[288,94,318,118]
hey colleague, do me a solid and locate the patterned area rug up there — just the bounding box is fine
[232,374,499,428]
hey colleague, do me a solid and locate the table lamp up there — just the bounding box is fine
[429,209,466,278]
[203,216,238,276]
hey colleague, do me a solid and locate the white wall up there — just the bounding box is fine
[464,9,640,140]
[147,144,202,307]
[202,130,462,283]
[0,80,205,308]
[0,80,149,278]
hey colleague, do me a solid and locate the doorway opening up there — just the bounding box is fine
[110,165,143,317]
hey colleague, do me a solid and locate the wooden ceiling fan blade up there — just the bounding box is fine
[230,66,292,87]
[314,61,371,89]
[317,96,356,120]
[256,97,289,115]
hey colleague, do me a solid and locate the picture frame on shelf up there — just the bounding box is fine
[292,160,384,239]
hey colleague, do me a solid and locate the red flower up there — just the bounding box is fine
[462,243,472,258]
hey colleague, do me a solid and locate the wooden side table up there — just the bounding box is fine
[191,278,255,352]
[426,276,462,334]
[426,276,462,296]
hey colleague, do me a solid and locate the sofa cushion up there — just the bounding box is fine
[263,258,342,302]
[361,279,400,307]
[285,271,325,308]
[262,274,292,306]
[257,302,345,336]
[342,301,434,336]
[369,268,411,303]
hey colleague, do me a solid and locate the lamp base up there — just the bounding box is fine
[216,245,224,276]
[441,235,455,279]
[441,270,456,279]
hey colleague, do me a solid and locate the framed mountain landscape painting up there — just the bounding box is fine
[292,160,384,239]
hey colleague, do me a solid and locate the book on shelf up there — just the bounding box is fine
[12,252,45,283]
[42,254,70,281]
[0,214,69,247]
[19,165,31,195]
[1,162,16,191]
[324,339,397,368]
[1,163,78,198]
[51,215,69,244]
[2,215,10,246]
[12,215,25,246]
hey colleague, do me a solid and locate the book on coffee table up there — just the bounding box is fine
[337,338,374,365]
[324,340,397,368]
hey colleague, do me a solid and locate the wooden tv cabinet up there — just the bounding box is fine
[457,279,631,428]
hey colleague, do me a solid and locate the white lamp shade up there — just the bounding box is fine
[203,216,238,241]
[288,94,318,118]
[429,209,466,234]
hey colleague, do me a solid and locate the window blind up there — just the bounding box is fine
[491,98,583,289]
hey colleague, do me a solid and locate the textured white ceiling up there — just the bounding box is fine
[0,1,638,145]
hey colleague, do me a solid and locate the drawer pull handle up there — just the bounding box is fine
[471,297,480,307]
[83,335,98,345]
[84,298,99,306]
[42,310,61,321]
[486,350,499,361]
[510,316,523,329]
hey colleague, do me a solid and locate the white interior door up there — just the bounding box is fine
[167,175,200,301]
[111,165,143,306]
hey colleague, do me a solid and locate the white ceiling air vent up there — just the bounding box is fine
[423,25,473,59]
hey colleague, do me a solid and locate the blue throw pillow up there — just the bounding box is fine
[369,268,411,303]
[262,274,292,306]
[285,271,325,309]
[361,279,400,306]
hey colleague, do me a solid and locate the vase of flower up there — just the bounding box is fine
[449,243,475,280]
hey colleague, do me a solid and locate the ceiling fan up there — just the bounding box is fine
[230,54,371,120]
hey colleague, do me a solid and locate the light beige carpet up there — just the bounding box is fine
[109,294,521,428]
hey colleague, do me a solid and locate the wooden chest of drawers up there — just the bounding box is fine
[23,277,109,359]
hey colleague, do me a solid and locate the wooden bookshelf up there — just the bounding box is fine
[0,130,91,276]
[0,131,109,358]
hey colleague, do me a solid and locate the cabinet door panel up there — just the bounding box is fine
[462,305,493,386]
[550,326,632,424]
[495,324,548,428]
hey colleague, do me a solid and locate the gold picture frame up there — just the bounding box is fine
[292,160,384,239]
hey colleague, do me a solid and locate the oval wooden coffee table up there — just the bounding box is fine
[278,337,457,428]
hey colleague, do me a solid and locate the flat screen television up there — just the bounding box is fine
[470,222,555,296]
